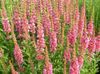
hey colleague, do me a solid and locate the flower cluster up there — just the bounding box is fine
[14,43,23,66]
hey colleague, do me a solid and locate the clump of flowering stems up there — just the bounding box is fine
[9,2,24,69]
[1,0,100,74]
[9,61,19,74]
[1,0,11,39]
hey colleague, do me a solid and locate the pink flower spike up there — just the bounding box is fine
[50,31,57,52]
[14,43,23,66]
[68,26,77,46]
[36,25,45,50]
[64,12,70,24]
[87,19,94,35]
[88,37,96,53]
[2,18,11,34]
[64,49,71,62]
[36,54,44,60]
[43,62,53,74]
[78,56,84,69]
[95,35,100,52]
[69,57,80,74]
[80,31,90,50]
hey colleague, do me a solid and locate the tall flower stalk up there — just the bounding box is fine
[43,46,53,74]
[1,0,11,39]
[20,0,30,40]
[9,1,24,68]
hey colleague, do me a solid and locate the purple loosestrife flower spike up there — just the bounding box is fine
[87,19,94,36]
[78,55,84,69]
[64,49,71,62]
[46,0,53,16]
[88,37,96,54]
[9,61,19,74]
[78,1,86,37]
[69,58,80,74]
[26,0,31,17]
[43,62,53,74]
[80,31,90,50]
[29,3,37,33]
[50,31,57,52]
[1,0,11,34]
[42,13,51,35]
[68,26,77,46]
[58,0,64,15]
[2,18,11,34]
[64,0,71,24]
[95,35,100,52]
[14,43,23,66]
[52,11,60,33]
[37,25,45,50]
[64,12,70,24]
[13,8,23,37]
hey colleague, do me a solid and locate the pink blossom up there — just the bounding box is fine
[64,12,70,24]
[2,18,11,34]
[13,9,22,35]
[87,20,94,35]
[21,16,30,40]
[42,14,51,35]
[52,11,60,33]
[74,7,80,23]
[64,49,71,62]
[78,19,84,36]
[37,0,42,12]
[95,35,100,52]
[37,26,45,50]
[26,0,31,17]
[14,43,23,66]
[66,0,71,5]
[68,27,77,46]
[58,0,64,15]
[50,31,57,52]
[78,56,84,69]
[80,31,90,50]
[43,62,53,74]
[88,37,96,53]
[69,58,80,74]
[78,3,86,36]
[46,0,53,16]
[29,17,36,33]
[36,54,44,60]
